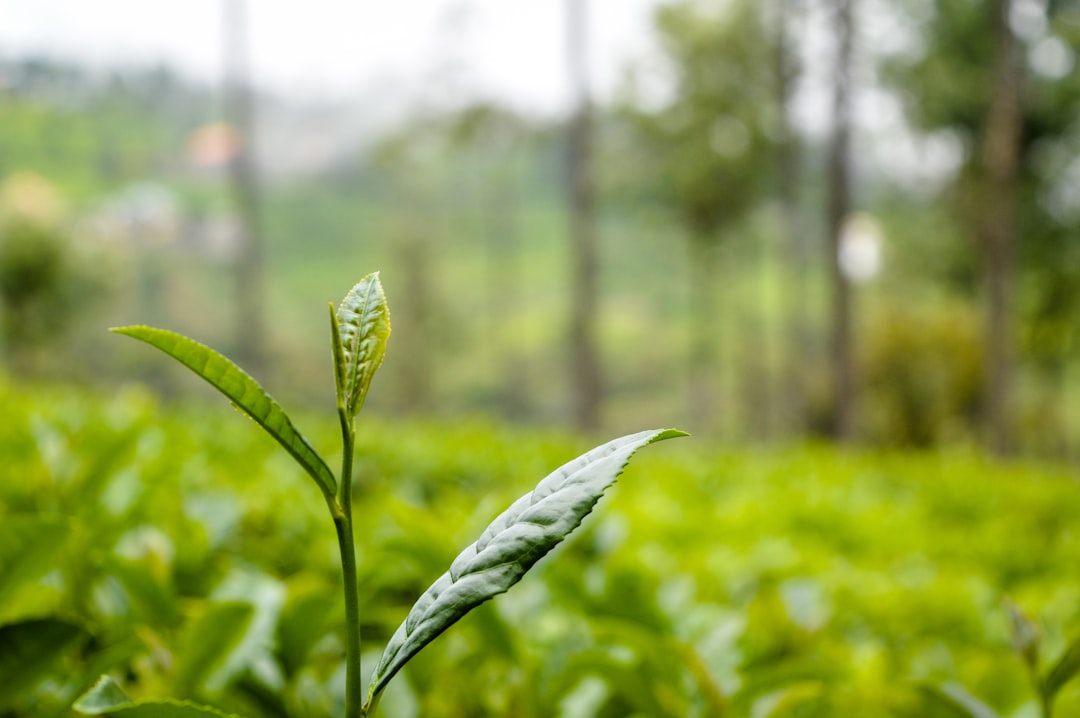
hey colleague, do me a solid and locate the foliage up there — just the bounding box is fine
[882,0,1080,373]
[0,221,70,342]
[921,601,1080,718]
[3,362,1080,715]
[3,52,1080,452]
[624,0,775,239]
[0,217,111,371]
[859,301,983,446]
[0,59,205,202]
[615,0,783,434]
[95,273,682,716]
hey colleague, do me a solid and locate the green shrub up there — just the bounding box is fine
[860,302,983,447]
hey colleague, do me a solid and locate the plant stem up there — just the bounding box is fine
[335,515,361,716]
[336,408,361,718]
[1038,685,1052,718]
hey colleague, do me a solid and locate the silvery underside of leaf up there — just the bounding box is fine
[364,428,686,706]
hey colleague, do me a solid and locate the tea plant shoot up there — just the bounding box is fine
[80,272,685,717]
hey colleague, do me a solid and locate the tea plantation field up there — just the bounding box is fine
[2,374,1079,717]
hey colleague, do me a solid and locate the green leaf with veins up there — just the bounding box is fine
[111,326,337,499]
[364,428,687,709]
[334,272,390,417]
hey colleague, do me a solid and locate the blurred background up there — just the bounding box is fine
[5,3,1080,717]
[1,0,1078,457]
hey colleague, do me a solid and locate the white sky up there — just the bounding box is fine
[0,0,664,114]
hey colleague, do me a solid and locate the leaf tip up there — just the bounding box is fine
[652,428,690,442]
[110,324,158,338]
[74,674,133,714]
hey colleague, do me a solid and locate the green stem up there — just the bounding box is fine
[336,408,361,718]
[335,515,361,717]
[1038,682,1052,718]
[340,408,355,514]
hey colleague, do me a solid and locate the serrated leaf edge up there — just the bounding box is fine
[74,674,244,717]
[329,301,348,411]
[335,272,390,417]
[93,699,243,717]
[111,326,337,498]
[364,428,686,706]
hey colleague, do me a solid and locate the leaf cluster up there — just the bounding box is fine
[85,273,682,717]
[6,372,1080,716]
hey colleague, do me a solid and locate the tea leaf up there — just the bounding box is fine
[1005,599,1040,671]
[278,580,335,676]
[329,301,347,411]
[0,515,69,609]
[918,682,1002,718]
[108,557,179,626]
[174,601,255,697]
[752,681,824,717]
[1042,635,1080,707]
[111,326,337,498]
[0,618,86,704]
[364,428,687,705]
[74,675,134,713]
[75,675,244,717]
[334,272,390,416]
[84,703,241,718]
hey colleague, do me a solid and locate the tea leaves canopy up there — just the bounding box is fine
[0,619,86,702]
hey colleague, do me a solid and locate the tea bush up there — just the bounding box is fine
[2,372,1080,716]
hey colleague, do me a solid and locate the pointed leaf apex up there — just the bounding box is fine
[74,675,133,714]
[364,428,681,705]
[651,428,690,441]
[112,325,337,498]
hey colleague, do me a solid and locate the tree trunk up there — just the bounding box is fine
[566,0,602,431]
[485,149,527,418]
[773,0,807,439]
[827,0,855,442]
[393,223,436,414]
[688,235,721,437]
[980,0,1022,456]
[224,0,265,377]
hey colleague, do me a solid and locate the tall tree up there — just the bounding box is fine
[826,0,856,441]
[980,0,1022,455]
[771,0,808,437]
[883,0,1080,455]
[566,0,602,431]
[223,0,266,377]
[448,103,530,417]
[368,122,445,415]
[628,0,775,435]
